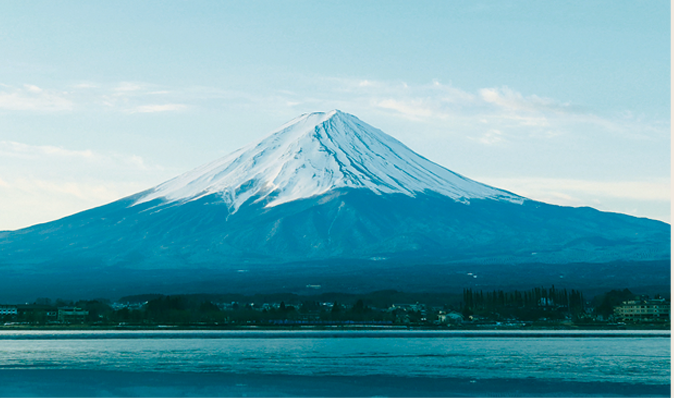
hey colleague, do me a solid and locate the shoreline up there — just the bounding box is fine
[0,323,670,332]
[0,328,669,339]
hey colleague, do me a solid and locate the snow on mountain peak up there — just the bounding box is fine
[135,110,524,210]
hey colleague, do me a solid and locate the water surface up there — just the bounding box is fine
[0,330,669,397]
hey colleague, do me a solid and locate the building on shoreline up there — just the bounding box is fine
[0,305,18,316]
[614,297,670,322]
[57,307,89,324]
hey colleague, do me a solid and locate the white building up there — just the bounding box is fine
[0,305,18,315]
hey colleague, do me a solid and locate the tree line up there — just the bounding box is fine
[462,286,586,320]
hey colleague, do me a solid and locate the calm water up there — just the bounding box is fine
[0,330,669,397]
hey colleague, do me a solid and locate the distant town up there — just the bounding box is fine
[0,287,669,330]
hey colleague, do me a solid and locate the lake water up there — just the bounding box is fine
[0,330,669,397]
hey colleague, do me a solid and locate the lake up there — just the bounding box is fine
[0,330,669,397]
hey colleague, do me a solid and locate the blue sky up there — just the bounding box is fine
[0,1,670,229]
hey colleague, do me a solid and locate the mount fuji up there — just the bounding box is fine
[0,110,669,300]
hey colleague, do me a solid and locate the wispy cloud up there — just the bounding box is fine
[73,82,99,89]
[3,78,667,144]
[479,86,581,114]
[338,79,551,123]
[480,177,671,204]
[0,178,152,230]
[296,77,670,145]
[132,104,187,113]
[474,176,671,222]
[113,82,145,92]
[46,81,191,113]
[476,129,504,145]
[0,141,95,160]
[377,99,436,120]
[0,140,170,230]
[0,141,162,171]
[9,178,139,202]
[3,78,668,150]
[0,84,74,111]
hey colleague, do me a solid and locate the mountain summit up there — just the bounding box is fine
[0,111,669,300]
[136,110,522,211]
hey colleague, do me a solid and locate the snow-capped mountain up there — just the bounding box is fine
[136,110,523,210]
[0,111,669,300]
